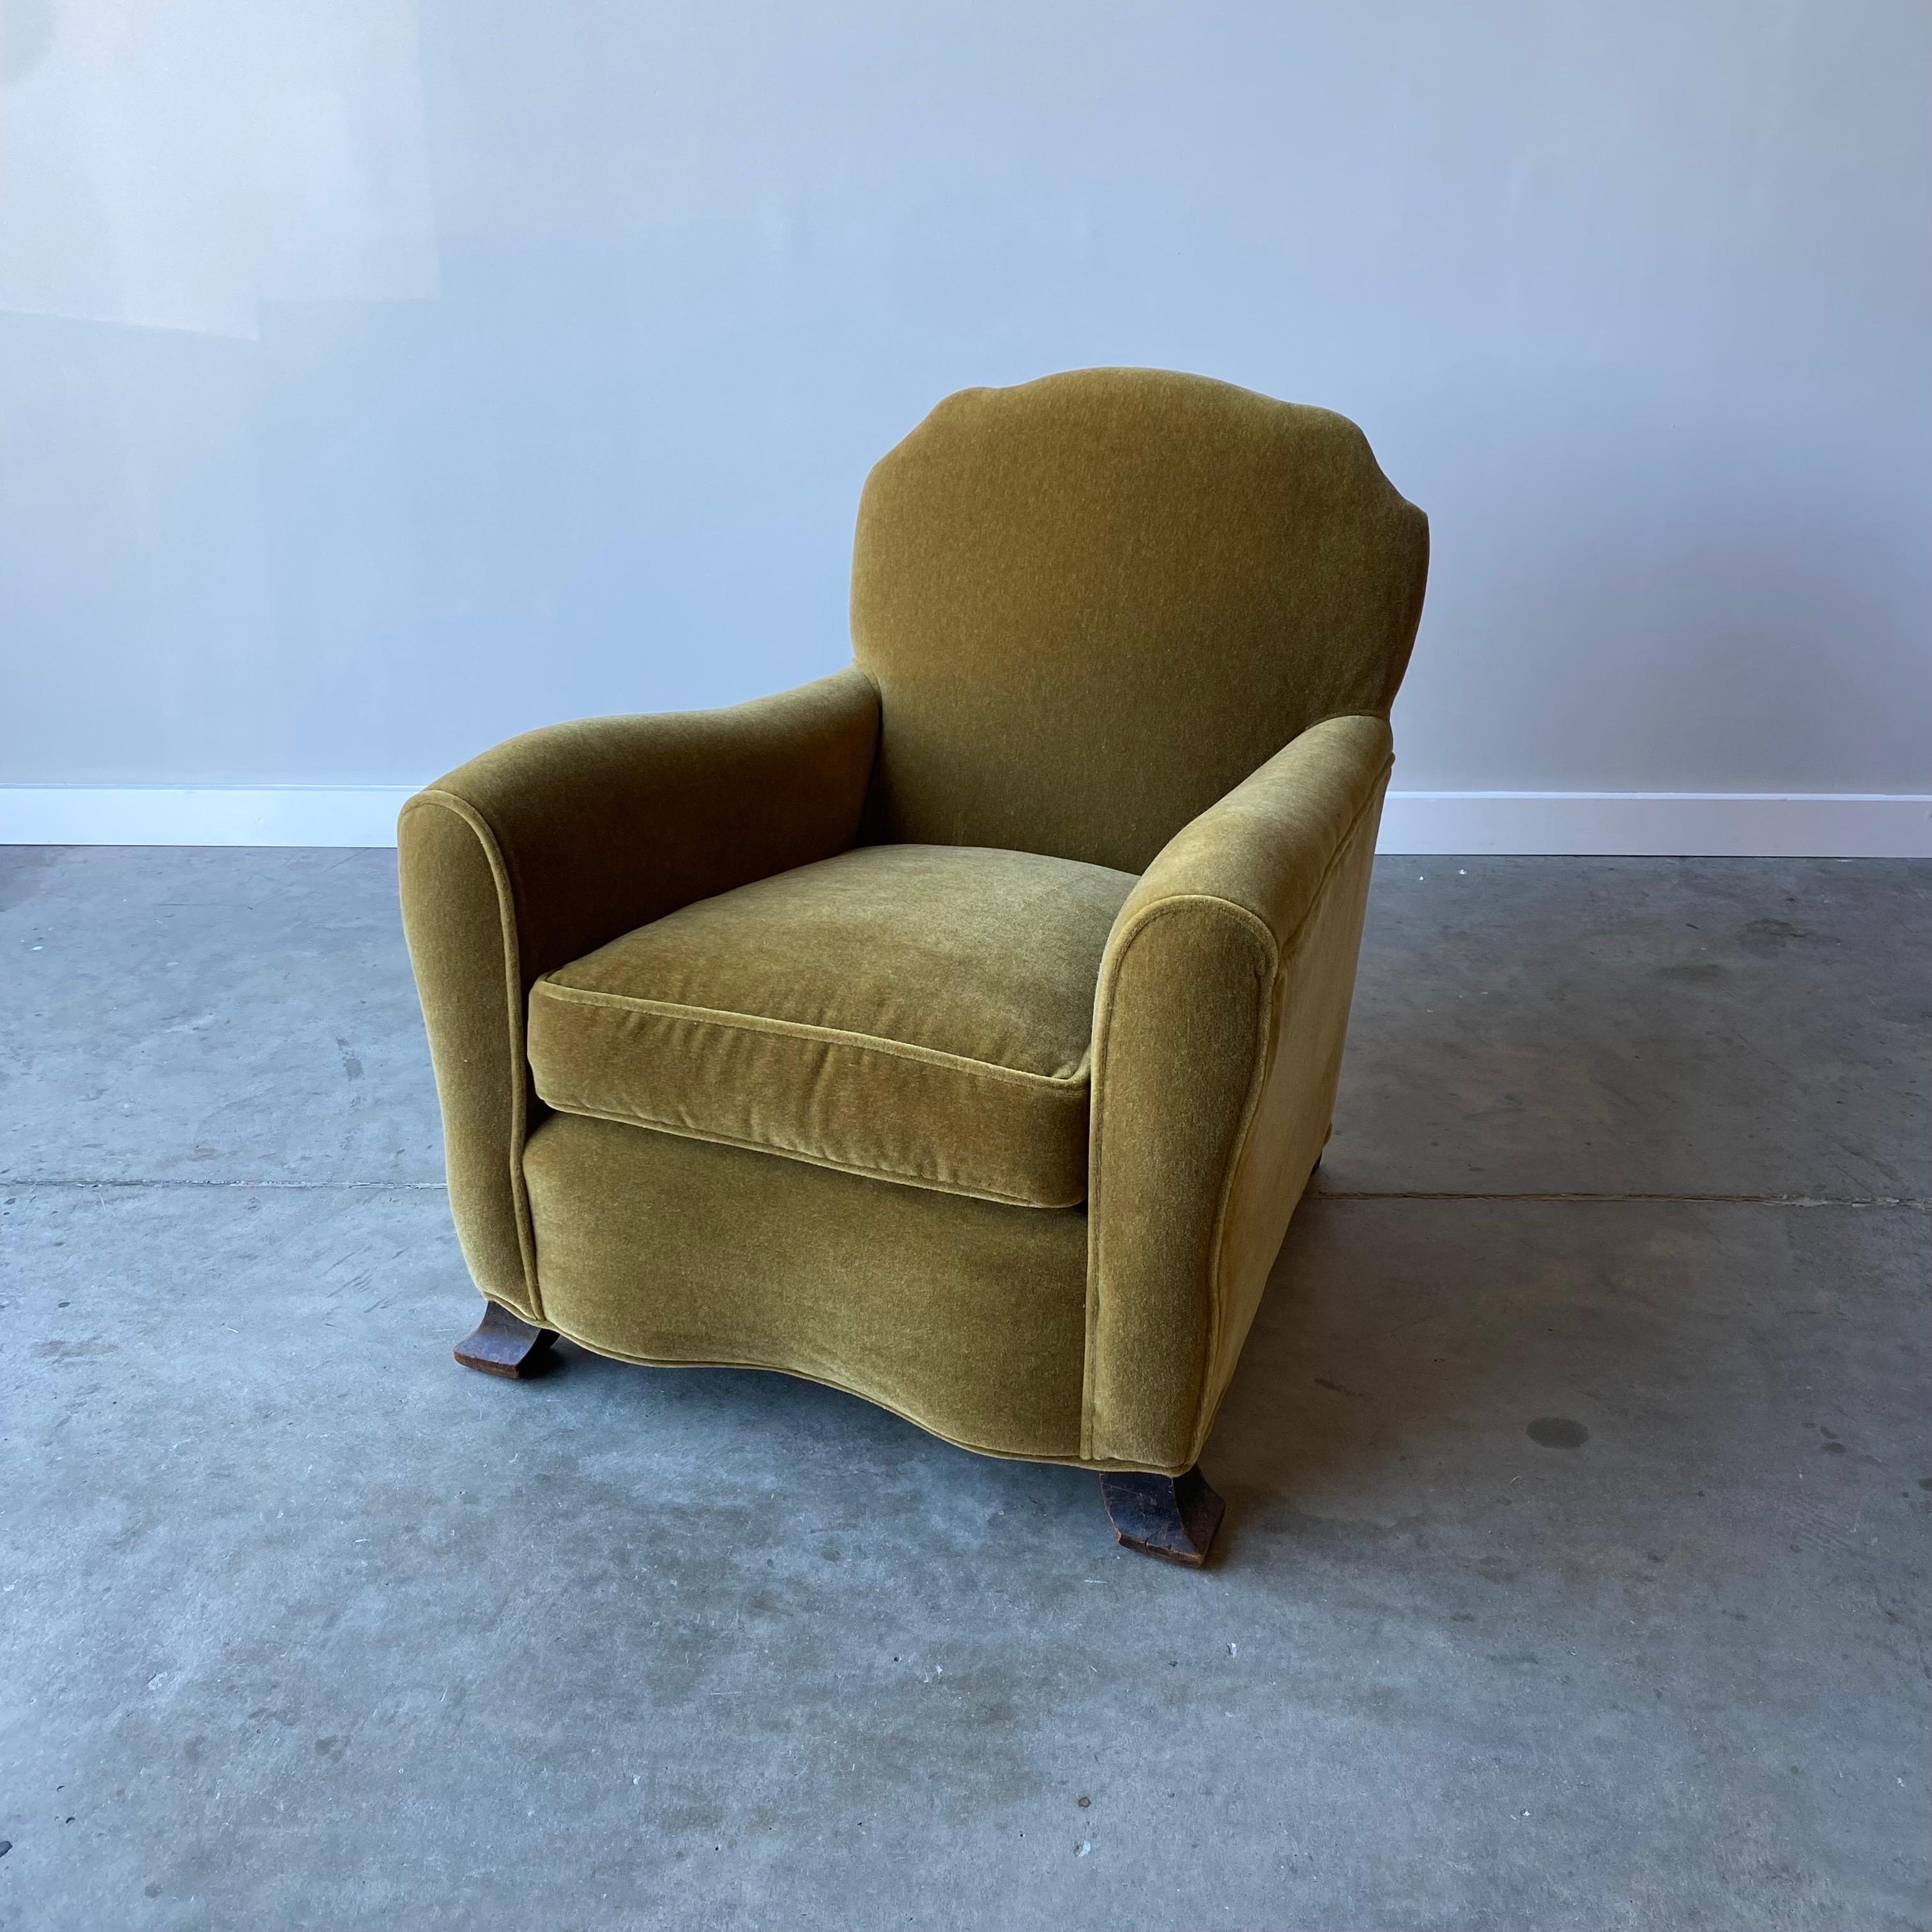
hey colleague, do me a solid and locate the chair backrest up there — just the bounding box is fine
[850,367,1429,875]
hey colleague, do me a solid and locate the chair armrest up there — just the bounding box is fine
[397,668,880,1315]
[1084,712,1393,1470]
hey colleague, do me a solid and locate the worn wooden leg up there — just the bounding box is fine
[454,1300,558,1379]
[1100,1466,1227,1567]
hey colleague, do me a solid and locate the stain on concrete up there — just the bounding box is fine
[31,1337,115,1360]
[1526,1417,1590,1448]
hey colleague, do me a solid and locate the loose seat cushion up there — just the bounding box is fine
[526,843,1138,1208]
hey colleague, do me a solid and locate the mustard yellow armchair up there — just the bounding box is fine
[399,368,1427,1563]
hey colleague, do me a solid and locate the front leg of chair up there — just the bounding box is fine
[454,1300,558,1379]
[1100,1466,1226,1566]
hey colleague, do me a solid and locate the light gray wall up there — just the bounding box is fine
[1,0,1926,793]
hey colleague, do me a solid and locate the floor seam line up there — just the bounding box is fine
[3,1180,1923,1208]
[2,1178,448,1190]
[1310,1190,1929,1208]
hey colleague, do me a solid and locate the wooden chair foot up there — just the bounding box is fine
[454,1301,558,1379]
[1100,1466,1226,1567]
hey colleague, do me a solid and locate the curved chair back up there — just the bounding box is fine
[851,367,1428,874]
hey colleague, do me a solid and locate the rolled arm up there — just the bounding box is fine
[397,668,880,1317]
[1084,712,1393,1470]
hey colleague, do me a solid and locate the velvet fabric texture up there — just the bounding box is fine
[399,366,1427,1476]
[853,367,1427,872]
[1084,712,1392,1469]
[525,1114,1091,1462]
[397,670,879,1318]
[529,844,1136,1209]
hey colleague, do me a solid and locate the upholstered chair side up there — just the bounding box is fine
[398,670,880,1336]
[1084,713,1397,1478]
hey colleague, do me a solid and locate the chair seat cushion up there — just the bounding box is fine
[526,843,1138,1208]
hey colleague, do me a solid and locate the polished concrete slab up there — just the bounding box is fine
[2,850,1927,1931]
[1326,857,1929,1202]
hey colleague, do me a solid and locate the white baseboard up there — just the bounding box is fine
[1376,791,1932,857]
[0,786,418,848]
[0,785,1928,857]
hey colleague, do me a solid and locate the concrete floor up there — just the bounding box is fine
[2,848,1926,1931]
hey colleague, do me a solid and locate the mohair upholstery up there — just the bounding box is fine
[528,844,1136,1209]
[399,366,1427,1478]
[525,1114,1090,1461]
[1084,712,1392,1471]
[853,367,1427,873]
[397,670,879,1317]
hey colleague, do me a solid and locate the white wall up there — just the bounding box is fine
[1,1,1928,850]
